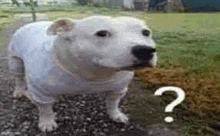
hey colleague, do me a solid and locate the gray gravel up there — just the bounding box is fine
[0,80,147,136]
[0,70,178,136]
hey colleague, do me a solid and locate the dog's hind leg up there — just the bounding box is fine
[9,56,27,98]
[14,74,26,98]
[105,87,129,123]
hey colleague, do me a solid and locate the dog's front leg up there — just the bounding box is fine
[105,87,128,123]
[36,102,58,132]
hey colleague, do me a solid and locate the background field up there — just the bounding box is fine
[0,5,219,136]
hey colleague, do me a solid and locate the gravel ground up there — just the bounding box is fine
[0,69,178,136]
[0,14,179,136]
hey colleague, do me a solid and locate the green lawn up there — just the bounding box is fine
[145,13,220,73]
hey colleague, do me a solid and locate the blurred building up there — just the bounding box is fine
[0,0,68,5]
[91,0,136,9]
[149,0,220,12]
[182,0,220,12]
[90,0,180,11]
[1,0,220,12]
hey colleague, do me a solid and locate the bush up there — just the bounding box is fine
[0,15,9,18]
[77,0,87,6]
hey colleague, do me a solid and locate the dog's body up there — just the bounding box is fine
[8,16,157,132]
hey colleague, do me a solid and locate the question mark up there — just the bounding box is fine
[154,86,185,123]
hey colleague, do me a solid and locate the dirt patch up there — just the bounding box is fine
[135,65,220,117]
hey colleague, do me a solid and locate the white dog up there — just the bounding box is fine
[8,16,157,132]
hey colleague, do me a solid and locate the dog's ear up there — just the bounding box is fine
[47,18,75,36]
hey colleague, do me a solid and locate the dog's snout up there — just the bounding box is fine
[131,45,156,61]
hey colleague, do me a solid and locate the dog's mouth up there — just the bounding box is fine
[117,60,154,71]
[95,61,154,71]
[92,57,155,71]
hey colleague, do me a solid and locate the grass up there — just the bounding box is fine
[0,5,219,136]
[148,13,220,70]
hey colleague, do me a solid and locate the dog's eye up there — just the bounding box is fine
[96,30,110,37]
[142,29,150,37]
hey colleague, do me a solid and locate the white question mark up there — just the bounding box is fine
[154,86,185,123]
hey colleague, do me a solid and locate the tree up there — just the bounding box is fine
[11,0,20,7]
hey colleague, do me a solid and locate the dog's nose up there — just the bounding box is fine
[131,45,156,61]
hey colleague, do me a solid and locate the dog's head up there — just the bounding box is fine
[47,16,157,71]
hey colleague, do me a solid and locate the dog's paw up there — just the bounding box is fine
[39,119,58,132]
[13,87,26,98]
[109,110,129,124]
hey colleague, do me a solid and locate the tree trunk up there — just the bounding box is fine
[29,0,36,22]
